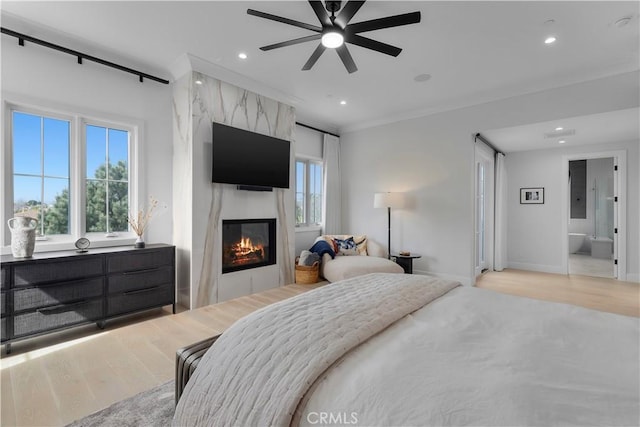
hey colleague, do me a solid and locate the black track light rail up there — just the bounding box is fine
[1,27,170,85]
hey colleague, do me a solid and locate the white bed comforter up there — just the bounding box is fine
[298,286,640,426]
[173,273,459,426]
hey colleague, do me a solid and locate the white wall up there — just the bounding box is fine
[506,141,638,280]
[1,31,174,247]
[340,71,639,286]
[294,124,324,256]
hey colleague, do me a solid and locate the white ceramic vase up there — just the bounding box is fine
[8,216,38,258]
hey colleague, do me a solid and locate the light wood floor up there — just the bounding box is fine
[1,270,638,426]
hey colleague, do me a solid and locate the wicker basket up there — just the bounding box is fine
[295,257,320,284]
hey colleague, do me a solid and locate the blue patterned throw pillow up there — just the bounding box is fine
[334,237,358,255]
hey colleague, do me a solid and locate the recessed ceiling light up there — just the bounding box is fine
[238,52,248,59]
[544,36,557,44]
[414,73,432,82]
[195,80,203,85]
[544,19,555,26]
[555,127,563,131]
[340,100,347,105]
[558,140,566,144]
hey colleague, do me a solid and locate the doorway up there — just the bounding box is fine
[562,151,627,280]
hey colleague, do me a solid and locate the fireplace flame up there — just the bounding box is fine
[225,236,265,266]
[236,237,263,255]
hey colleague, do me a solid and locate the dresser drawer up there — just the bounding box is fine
[14,257,104,286]
[13,298,103,337]
[108,267,173,294]
[13,278,104,312]
[106,248,173,273]
[1,266,8,289]
[107,284,174,317]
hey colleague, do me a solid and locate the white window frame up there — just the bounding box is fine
[295,156,324,229]
[2,98,141,254]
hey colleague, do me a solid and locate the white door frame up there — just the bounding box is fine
[561,150,627,280]
[474,143,495,277]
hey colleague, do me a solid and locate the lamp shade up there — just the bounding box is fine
[374,192,405,209]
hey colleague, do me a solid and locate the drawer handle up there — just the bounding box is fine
[122,267,160,275]
[124,286,159,296]
[37,300,89,314]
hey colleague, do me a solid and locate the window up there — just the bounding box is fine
[12,111,70,237]
[295,159,323,227]
[7,104,136,246]
[85,125,129,234]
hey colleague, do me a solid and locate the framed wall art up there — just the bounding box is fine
[520,187,544,204]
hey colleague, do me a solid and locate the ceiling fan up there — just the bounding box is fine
[247,1,421,74]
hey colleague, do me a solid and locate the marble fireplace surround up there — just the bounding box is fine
[172,67,296,309]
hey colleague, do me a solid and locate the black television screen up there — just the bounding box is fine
[212,122,290,188]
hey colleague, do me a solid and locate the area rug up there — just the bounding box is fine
[67,381,174,427]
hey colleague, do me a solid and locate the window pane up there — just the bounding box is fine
[108,182,128,232]
[85,124,130,233]
[108,129,128,181]
[13,175,44,236]
[44,178,69,235]
[295,161,306,224]
[86,180,107,232]
[43,117,70,177]
[109,160,128,181]
[296,193,305,224]
[13,175,42,217]
[12,112,41,175]
[86,125,107,179]
[309,163,323,224]
[12,111,71,236]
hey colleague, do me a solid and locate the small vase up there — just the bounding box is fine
[135,235,145,248]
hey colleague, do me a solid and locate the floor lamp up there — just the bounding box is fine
[374,192,405,259]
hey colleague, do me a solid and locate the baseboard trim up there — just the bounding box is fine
[625,274,640,283]
[413,270,472,287]
[507,262,566,275]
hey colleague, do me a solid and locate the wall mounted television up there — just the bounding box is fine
[212,122,291,189]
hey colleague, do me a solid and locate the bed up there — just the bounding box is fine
[173,273,639,426]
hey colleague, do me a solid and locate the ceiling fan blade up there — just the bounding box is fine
[334,1,366,28]
[247,9,322,33]
[308,1,332,27]
[347,11,421,33]
[260,34,322,51]
[336,45,358,73]
[346,34,402,56]
[302,44,327,70]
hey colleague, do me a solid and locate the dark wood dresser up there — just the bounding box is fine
[1,243,175,353]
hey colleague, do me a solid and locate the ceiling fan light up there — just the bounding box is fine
[321,31,344,49]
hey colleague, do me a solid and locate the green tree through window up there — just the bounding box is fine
[86,161,129,232]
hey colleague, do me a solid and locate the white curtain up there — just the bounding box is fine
[494,152,507,271]
[322,134,342,234]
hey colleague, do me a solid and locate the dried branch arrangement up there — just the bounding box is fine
[128,197,159,237]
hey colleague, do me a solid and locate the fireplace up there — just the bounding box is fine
[222,218,276,274]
